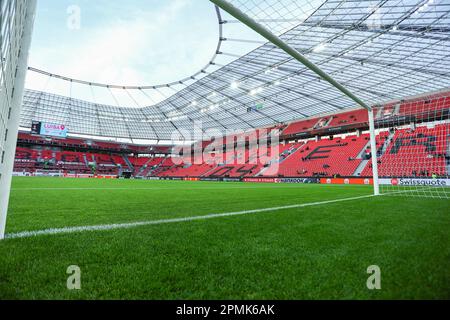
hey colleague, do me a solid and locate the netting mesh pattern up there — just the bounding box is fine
[21,0,450,142]
[225,0,324,35]
[370,91,450,198]
[226,0,450,34]
[213,0,450,198]
[0,0,29,175]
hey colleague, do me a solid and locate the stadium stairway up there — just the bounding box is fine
[352,140,372,176]
[134,158,154,177]
[82,153,89,167]
[150,158,175,177]
[265,135,370,177]
[255,166,270,177]
[260,143,305,177]
[123,156,134,172]
[360,131,394,176]
[361,124,449,177]
[201,164,220,177]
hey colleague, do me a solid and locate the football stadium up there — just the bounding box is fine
[0,0,449,302]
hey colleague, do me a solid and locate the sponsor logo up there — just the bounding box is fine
[380,178,449,186]
[278,178,319,184]
[243,178,277,183]
[39,122,68,138]
[327,126,343,132]
[43,123,66,131]
[200,178,220,182]
[223,178,241,182]
[398,178,447,187]
[321,178,374,185]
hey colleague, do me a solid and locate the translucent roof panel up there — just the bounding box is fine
[21,0,450,140]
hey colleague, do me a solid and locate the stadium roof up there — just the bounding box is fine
[20,0,450,141]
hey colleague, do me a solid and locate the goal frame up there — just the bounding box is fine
[210,0,381,196]
[0,0,37,240]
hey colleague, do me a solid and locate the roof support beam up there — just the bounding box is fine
[301,21,450,35]
[208,67,310,118]
[210,0,372,110]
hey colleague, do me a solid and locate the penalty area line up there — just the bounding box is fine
[5,194,374,240]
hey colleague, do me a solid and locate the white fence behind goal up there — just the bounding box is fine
[0,0,37,239]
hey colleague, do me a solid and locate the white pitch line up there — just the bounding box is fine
[5,194,374,240]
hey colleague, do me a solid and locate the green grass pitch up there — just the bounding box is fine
[0,177,448,299]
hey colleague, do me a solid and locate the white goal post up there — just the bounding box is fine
[210,0,381,196]
[0,0,37,240]
[210,0,449,199]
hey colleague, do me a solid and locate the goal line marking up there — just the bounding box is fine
[5,194,374,240]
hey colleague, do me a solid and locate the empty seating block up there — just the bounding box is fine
[364,124,449,178]
[266,135,369,177]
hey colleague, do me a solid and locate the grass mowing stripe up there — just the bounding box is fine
[5,194,374,240]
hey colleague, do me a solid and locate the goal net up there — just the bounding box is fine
[371,92,450,199]
[212,0,450,198]
[0,0,37,239]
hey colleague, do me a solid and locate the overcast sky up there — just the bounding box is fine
[28,0,221,84]
[25,0,264,106]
